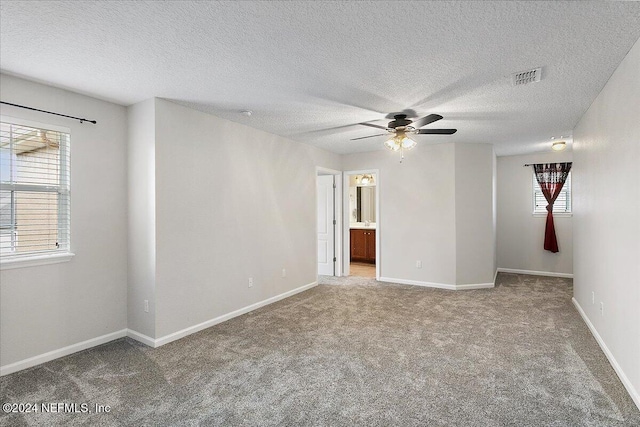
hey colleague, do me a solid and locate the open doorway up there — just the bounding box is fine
[317,168,342,277]
[343,170,379,279]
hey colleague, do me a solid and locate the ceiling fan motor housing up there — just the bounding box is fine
[388,114,413,129]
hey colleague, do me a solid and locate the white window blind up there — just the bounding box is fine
[533,172,571,214]
[0,119,70,258]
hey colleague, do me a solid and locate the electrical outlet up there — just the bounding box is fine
[248,277,253,288]
[144,300,149,313]
[600,302,604,317]
[282,268,286,277]
[416,260,422,268]
[592,291,595,304]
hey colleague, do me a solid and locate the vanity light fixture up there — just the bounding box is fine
[360,174,374,185]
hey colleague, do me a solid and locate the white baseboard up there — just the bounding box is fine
[1,281,319,375]
[455,282,495,290]
[497,268,573,279]
[379,277,494,291]
[0,329,127,376]
[152,281,318,348]
[126,329,157,348]
[572,298,640,411]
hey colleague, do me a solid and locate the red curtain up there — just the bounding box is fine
[533,163,572,253]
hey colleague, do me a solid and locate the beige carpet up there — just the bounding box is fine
[1,273,638,426]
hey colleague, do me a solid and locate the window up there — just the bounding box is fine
[533,171,571,214]
[0,118,70,261]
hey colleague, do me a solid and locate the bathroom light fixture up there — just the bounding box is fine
[360,174,374,185]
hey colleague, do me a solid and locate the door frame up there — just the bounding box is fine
[343,169,380,280]
[316,167,343,277]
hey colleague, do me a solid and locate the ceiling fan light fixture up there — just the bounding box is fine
[384,132,416,151]
[401,136,417,150]
[384,137,400,151]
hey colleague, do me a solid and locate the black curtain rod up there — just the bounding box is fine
[524,163,573,167]
[0,101,97,124]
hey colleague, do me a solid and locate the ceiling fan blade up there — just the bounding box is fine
[416,129,457,135]
[412,114,443,129]
[359,122,388,130]
[350,133,388,141]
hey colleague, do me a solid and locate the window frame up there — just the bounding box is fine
[0,116,74,270]
[532,170,572,216]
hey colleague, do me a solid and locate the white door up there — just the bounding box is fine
[317,175,335,275]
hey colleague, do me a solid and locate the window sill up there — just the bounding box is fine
[0,252,75,270]
[532,213,573,218]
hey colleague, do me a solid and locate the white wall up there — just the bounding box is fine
[342,143,495,287]
[455,144,496,285]
[127,99,157,338]
[497,152,573,275]
[573,38,640,407]
[151,99,341,338]
[0,74,128,367]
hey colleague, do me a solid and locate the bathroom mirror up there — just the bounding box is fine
[350,186,376,223]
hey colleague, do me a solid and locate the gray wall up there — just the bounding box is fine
[0,74,128,366]
[149,99,341,338]
[497,152,573,275]
[573,38,640,405]
[127,99,157,338]
[343,144,457,285]
[342,143,495,286]
[455,144,496,285]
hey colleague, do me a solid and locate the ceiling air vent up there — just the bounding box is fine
[512,67,542,86]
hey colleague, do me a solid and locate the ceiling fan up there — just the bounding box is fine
[352,113,457,160]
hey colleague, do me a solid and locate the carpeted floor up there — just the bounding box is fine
[1,273,639,426]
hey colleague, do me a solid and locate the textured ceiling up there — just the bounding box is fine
[1,1,639,156]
